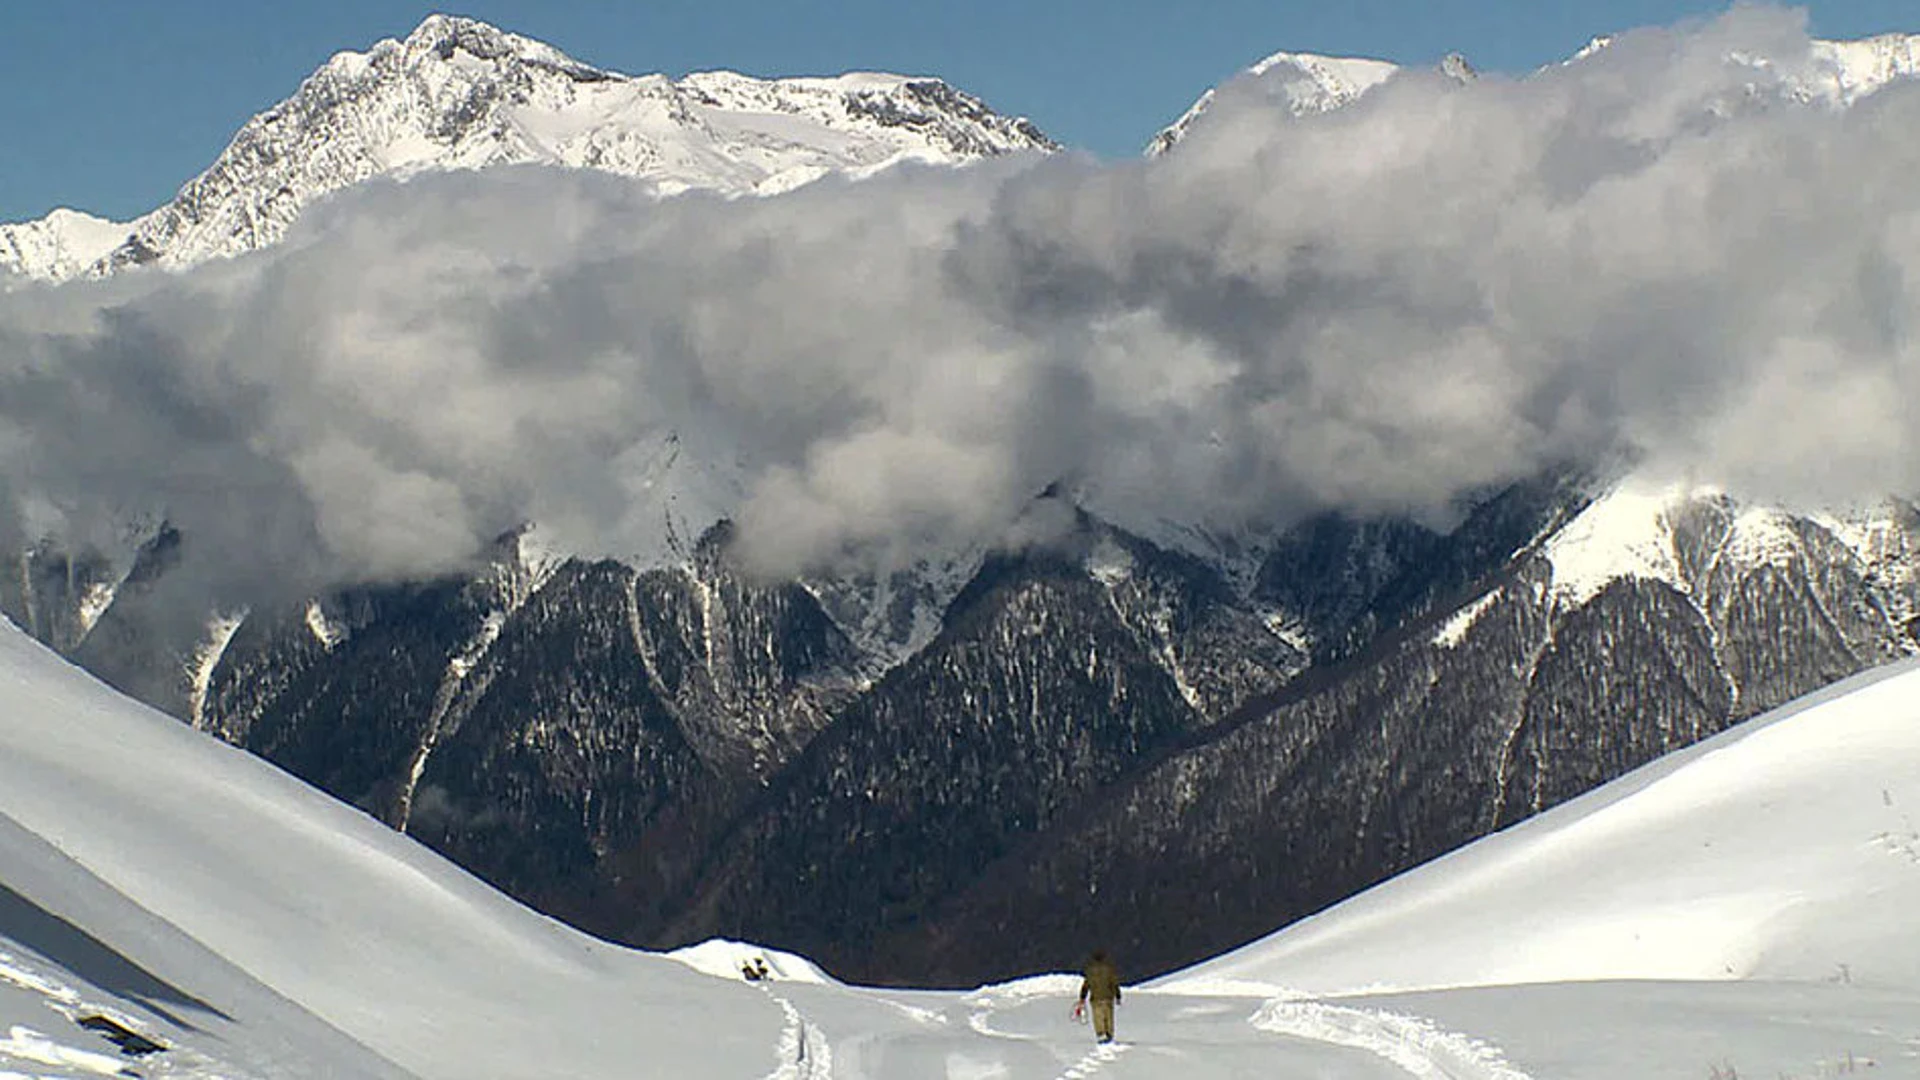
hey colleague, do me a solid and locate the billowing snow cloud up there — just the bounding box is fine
[2,7,1918,594]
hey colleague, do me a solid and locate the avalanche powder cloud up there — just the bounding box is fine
[0,6,1917,595]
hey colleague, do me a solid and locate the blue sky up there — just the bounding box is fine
[0,1,1912,222]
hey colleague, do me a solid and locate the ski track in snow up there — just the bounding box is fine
[759,985,831,1080]
[964,1006,1005,1039]
[1250,999,1534,1080]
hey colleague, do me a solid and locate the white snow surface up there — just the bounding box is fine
[0,210,127,282]
[666,939,832,985]
[1430,589,1499,649]
[1541,476,1692,605]
[0,14,1051,281]
[1811,33,1920,103]
[7,610,1920,1077]
[1538,475,1920,621]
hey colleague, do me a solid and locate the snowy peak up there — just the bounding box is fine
[8,13,1053,280]
[0,208,129,281]
[1539,479,1694,606]
[394,12,586,73]
[1805,32,1920,103]
[1539,476,1920,631]
[1146,51,1401,155]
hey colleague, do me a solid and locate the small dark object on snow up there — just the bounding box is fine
[77,1015,166,1056]
[741,957,771,982]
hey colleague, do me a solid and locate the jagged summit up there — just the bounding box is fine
[0,13,1054,282]
[393,12,588,73]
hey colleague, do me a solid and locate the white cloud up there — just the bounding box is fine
[2,7,1917,597]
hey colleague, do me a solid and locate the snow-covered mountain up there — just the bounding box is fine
[5,612,1919,1079]
[0,13,1053,282]
[1145,52,1413,156]
[1812,32,1920,102]
[0,209,129,282]
[1147,31,1920,155]
[26,461,1909,989]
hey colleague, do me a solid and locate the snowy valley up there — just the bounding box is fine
[4,604,1919,1078]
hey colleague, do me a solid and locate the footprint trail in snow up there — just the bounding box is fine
[1055,1038,1130,1079]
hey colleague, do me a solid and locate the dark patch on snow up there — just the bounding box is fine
[78,1014,167,1056]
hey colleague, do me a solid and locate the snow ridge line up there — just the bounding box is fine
[1250,999,1535,1080]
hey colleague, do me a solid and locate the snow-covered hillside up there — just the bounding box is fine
[1157,658,1920,1076]
[1169,657,1920,994]
[0,13,1053,281]
[5,610,1920,1078]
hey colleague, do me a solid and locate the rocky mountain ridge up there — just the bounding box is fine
[13,464,1916,984]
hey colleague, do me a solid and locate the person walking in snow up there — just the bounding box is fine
[1074,950,1122,1043]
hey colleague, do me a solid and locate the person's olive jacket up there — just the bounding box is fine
[1080,959,1121,1004]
